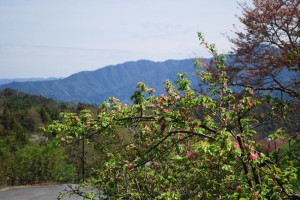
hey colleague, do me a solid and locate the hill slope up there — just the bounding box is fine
[0,59,200,104]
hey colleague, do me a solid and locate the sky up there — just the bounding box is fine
[0,0,251,79]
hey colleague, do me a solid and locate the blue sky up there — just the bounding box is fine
[0,0,251,79]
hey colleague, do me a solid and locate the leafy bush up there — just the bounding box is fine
[46,34,300,199]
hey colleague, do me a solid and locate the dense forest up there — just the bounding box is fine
[0,88,102,185]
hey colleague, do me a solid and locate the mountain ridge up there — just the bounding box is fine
[0,59,202,104]
[0,77,59,86]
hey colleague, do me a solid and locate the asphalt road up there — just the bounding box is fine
[0,184,99,200]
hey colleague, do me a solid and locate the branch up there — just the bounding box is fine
[145,130,215,155]
[134,134,194,168]
[231,82,300,98]
[118,116,156,122]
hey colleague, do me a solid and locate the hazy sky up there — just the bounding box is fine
[0,0,251,79]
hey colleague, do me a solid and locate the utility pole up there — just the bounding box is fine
[82,131,85,182]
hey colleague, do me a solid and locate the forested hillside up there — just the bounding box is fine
[0,88,101,185]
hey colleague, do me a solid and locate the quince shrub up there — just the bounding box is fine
[46,33,299,199]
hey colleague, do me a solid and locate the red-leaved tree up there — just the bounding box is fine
[228,0,300,98]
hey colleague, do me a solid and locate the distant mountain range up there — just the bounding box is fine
[0,59,204,104]
[0,77,59,86]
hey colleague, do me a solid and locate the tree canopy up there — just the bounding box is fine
[228,0,300,99]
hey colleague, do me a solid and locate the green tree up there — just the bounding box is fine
[46,34,299,199]
[226,0,300,190]
[11,143,75,184]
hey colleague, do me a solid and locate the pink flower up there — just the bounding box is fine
[223,83,227,87]
[187,151,195,159]
[61,137,65,142]
[130,143,136,147]
[236,185,241,191]
[144,125,149,131]
[163,108,168,113]
[74,115,79,119]
[248,145,255,151]
[149,104,155,108]
[234,142,239,148]
[161,95,168,101]
[247,101,253,108]
[252,191,259,199]
[249,152,259,160]
[238,103,243,107]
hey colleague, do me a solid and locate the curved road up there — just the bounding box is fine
[0,184,99,200]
